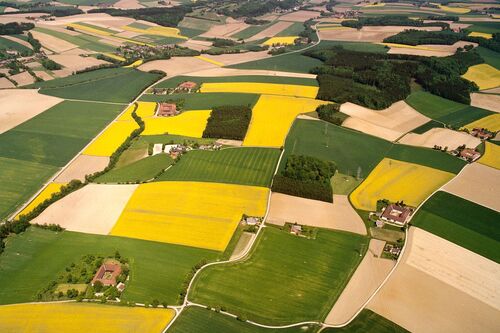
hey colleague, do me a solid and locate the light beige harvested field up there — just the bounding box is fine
[0,77,15,88]
[320,26,441,42]
[200,50,271,66]
[368,228,500,333]
[325,239,394,325]
[31,184,137,235]
[386,41,477,57]
[42,13,134,27]
[0,13,45,24]
[398,127,480,150]
[247,21,294,41]
[230,232,255,260]
[31,30,77,53]
[188,67,316,78]
[0,89,63,133]
[55,155,110,182]
[340,101,430,141]
[9,71,35,86]
[47,54,109,72]
[297,114,319,121]
[215,139,243,146]
[114,0,145,9]
[138,56,218,76]
[458,16,499,22]
[33,71,54,81]
[179,39,213,51]
[279,10,320,22]
[482,86,500,94]
[200,20,249,39]
[442,163,500,211]
[267,193,366,235]
[471,93,500,113]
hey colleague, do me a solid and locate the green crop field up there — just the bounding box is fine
[411,120,444,134]
[386,144,466,174]
[275,22,305,37]
[154,75,318,89]
[464,22,500,34]
[282,119,392,178]
[95,154,174,183]
[406,92,493,127]
[476,47,500,70]
[228,52,323,73]
[0,36,32,53]
[0,228,219,305]
[169,306,319,333]
[0,101,121,219]
[157,147,280,187]
[140,92,260,109]
[231,22,275,40]
[33,27,117,53]
[31,68,162,103]
[190,226,368,325]
[411,191,500,263]
[323,310,409,333]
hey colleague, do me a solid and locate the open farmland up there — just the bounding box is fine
[142,110,211,137]
[111,182,269,251]
[411,191,500,263]
[228,51,323,74]
[141,92,260,110]
[169,306,318,333]
[398,127,481,151]
[30,68,162,103]
[199,82,318,98]
[15,183,65,219]
[118,101,157,121]
[479,142,500,169]
[464,113,500,132]
[0,303,174,333]
[83,121,139,157]
[462,64,500,90]
[323,309,408,333]
[243,95,329,147]
[350,158,454,211]
[470,93,500,113]
[405,91,494,128]
[0,227,218,305]
[190,226,368,325]
[158,147,280,187]
[96,154,173,183]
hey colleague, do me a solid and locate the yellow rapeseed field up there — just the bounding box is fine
[380,43,437,51]
[363,2,385,7]
[243,95,329,147]
[464,113,500,132]
[103,53,126,61]
[83,121,139,157]
[437,4,470,14]
[124,59,144,68]
[0,303,174,333]
[199,82,319,99]
[16,182,66,219]
[462,64,500,90]
[263,36,299,46]
[121,25,187,39]
[195,55,224,67]
[110,181,269,251]
[142,110,211,137]
[468,32,492,39]
[479,142,500,170]
[118,102,157,121]
[350,158,455,211]
[67,23,112,36]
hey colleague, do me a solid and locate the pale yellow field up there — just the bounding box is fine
[243,95,329,147]
[263,36,299,46]
[199,82,319,98]
[16,183,66,219]
[462,64,500,90]
[437,4,470,13]
[195,55,224,67]
[110,181,269,251]
[0,303,174,333]
[363,2,385,7]
[350,158,454,210]
[67,23,112,36]
[122,25,187,39]
[118,102,157,121]
[479,142,500,170]
[123,59,144,68]
[83,121,139,157]
[464,113,500,132]
[380,43,436,51]
[468,32,492,39]
[142,110,211,137]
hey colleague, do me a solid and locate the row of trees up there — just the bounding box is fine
[202,105,252,140]
[272,155,336,202]
[0,22,34,35]
[384,29,462,46]
[341,15,449,29]
[315,104,347,125]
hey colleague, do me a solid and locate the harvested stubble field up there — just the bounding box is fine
[170,306,319,333]
[191,226,368,325]
[243,95,329,147]
[55,154,110,182]
[111,181,269,251]
[31,68,162,103]
[96,154,173,183]
[410,191,500,263]
[33,27,118,53]
[398,127,481,151]
[462,63,500,90]
[199,82,318,98]
[158,147,280,187]
[142,110,212,137]
[470,93,500,113]
[350,158,455,211]
[0,228,218,305]
[479,142,500,169]
[0,303,175,333]
[405,91,494,128]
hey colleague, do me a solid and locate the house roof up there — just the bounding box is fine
[381,204,412,223]
[91,262,122,286]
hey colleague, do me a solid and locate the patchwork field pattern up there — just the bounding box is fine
[158,147,280,187]
[350,158,454,211]
[479,142,500,170]
[243,95,329,147]
[0,303,174,333]
[464,113,500,132]
[199,82,318,98]
[15,183,66,219]
[263,36,299,46]
[111,182,269,251]
[118,102,157,121]
[142,110,211,137]
[83,121,139,157]
[462,64,500,90]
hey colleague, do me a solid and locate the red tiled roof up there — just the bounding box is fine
[381,204,412,223]
[91,262,122,286]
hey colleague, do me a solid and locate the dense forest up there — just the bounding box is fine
[0,2,83,17]
[0,22,34,35]
[218,0,301,18]
[341,15,448,29]
[89,6,192,27]
[202,105,252,140]
[305,46,482,107]
[272,155,336,202]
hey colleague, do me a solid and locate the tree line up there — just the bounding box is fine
[341,15,449,29]
[202,105,252,140]
[89,6,193,27]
